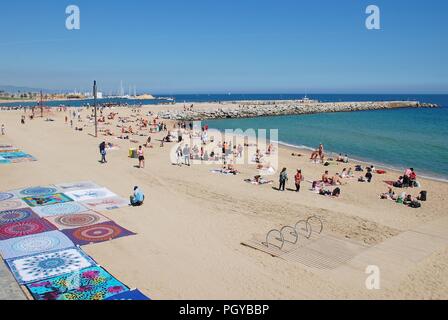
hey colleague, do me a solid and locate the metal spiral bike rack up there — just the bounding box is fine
[262,216,323,251]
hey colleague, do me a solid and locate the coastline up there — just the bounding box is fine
[275,141,448,184]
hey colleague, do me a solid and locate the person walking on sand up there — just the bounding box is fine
[295,169,303,192]
[1,124,5,136]
[279,168,288,191]
[176,145,183,166]
[137,145,145,169]
[183,144,191,166]
[99,141,107,164]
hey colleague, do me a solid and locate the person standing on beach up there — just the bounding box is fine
[183,144,191,166]
[99,141,107,164]
[1,124,5,135]
[137,146,145,169]
[176,145,183,166]
[279,168,288,191]
[295,169,303,192]
[318,144,325,161]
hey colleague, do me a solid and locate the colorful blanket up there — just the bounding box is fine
[33,202,89,217]
[62,221,136,246]
[0,230,74,260]
[65,188,117,202]
[0,218,57,240]
[22,193,73,207]
[0,192,16,202]
[0,199,28,211]
[26,266,128,300]
[10,157,37,163]
[7,248,96,284]
[0,156,11,164]
[56,181,101,193]
[0,152,33,159]
[0,208,39,225]
[13,186,60,198]
[81,196,129,211]
[105,289,150,300]
[45,212,111,230]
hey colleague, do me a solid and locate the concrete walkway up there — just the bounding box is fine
[317,216,448,291]
[0,261,26,300]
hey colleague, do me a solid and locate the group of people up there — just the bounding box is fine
[380,187,426,208]
[278,168,304,192]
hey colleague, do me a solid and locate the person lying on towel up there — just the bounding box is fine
[130,186,145,207]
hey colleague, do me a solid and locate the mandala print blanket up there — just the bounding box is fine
[26,266,129,300]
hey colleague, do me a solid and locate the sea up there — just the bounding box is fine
[1,94,447,181]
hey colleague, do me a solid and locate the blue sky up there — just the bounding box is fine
[0,0,447,94]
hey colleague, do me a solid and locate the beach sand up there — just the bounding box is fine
[1,105,447,300]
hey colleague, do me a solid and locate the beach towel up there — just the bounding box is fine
[0,192,16,202]
[210,169,239,175]
[45,212,111,230]
[0,208,39,225]
[0,230,74,260]
[61,221,136,246]
[105,289,150,301]
[64,188,117,202]
[26,266,129,300]
[0,157,11,164]
[0,218,57,240]
[10,156,37,163]
[307,180,333,187]
[22,193,73,207]
[0,152,31,159]
[55,181,101,193]
[32,202,89,217]
[0,147,19,153]
[81,196,129,211]
[0,199,29,211]
[244,179,273,185]
[13,186,60,198]
[7,247,96,284]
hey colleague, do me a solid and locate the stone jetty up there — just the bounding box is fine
[158,100,438,121]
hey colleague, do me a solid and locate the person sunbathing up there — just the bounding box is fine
[245,175,273,185]
[380,187,396,200]
[331,174,344,185]
[322,171,331,184]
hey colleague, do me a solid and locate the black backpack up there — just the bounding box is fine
[410,201,421,208]
[419,191,427,201]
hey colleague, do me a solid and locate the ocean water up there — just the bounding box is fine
[204,94,448,181]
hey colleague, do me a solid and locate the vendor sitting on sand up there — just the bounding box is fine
[130,186,145,207]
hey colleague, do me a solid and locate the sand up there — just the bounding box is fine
[1,105,447,300]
